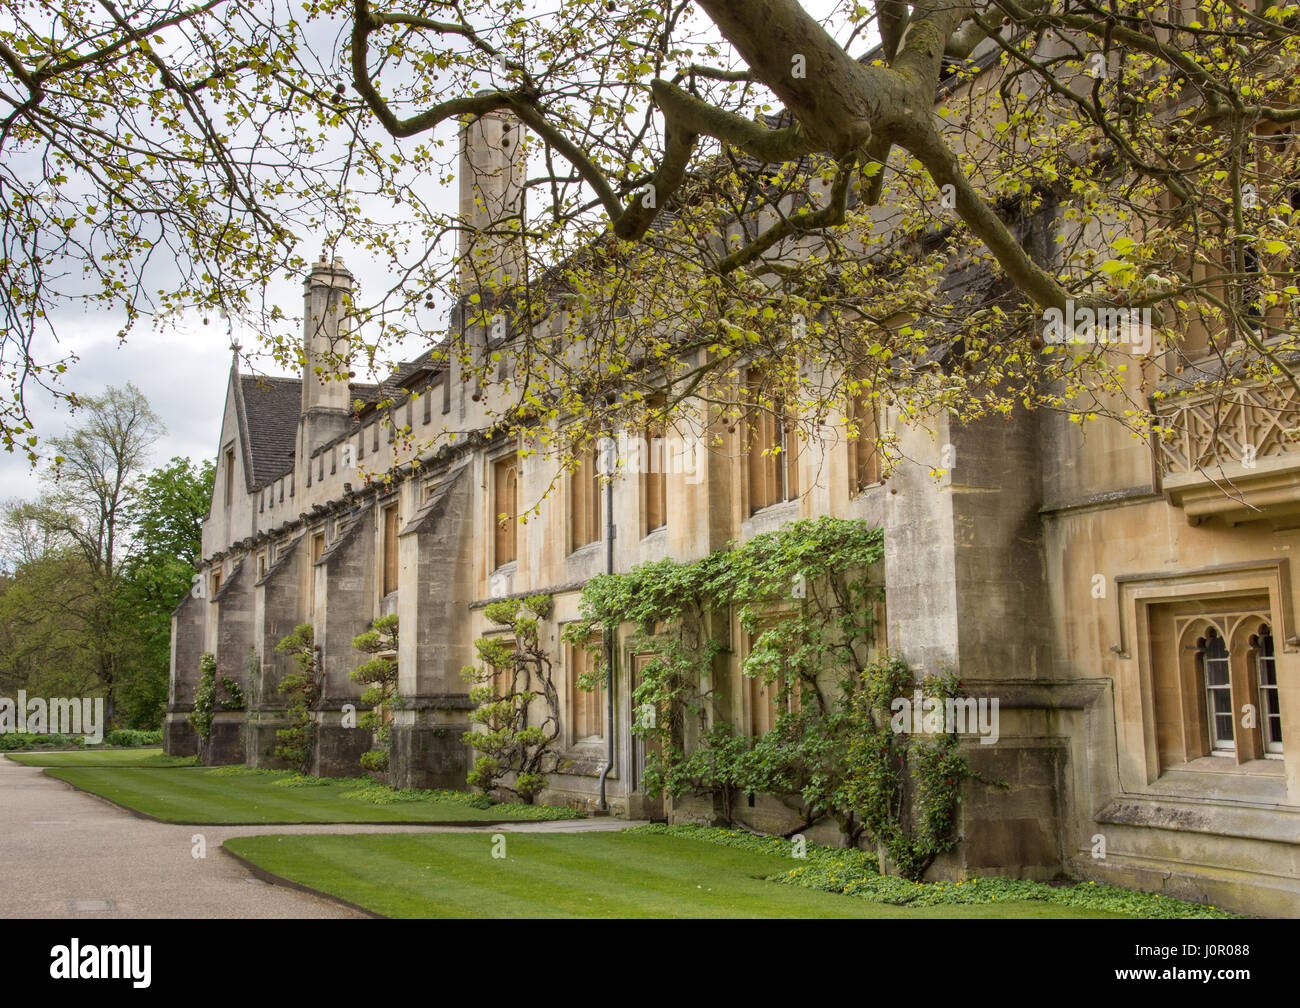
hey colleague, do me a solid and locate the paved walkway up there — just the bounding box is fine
[0,758,644,918]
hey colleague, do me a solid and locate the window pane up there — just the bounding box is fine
[1257,625,1284,754]
[1203,630,1234,750]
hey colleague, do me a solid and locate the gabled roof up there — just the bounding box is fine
[235,374,302,490]
[231,350,447,489]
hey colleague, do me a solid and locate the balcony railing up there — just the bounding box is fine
[1154,380,1300,524]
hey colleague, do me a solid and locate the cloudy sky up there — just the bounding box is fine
[1,317,233,502]
[0,249,444,504]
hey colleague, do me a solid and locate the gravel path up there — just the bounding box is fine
[0,757,644,919]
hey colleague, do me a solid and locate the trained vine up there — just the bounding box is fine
[567,516,989,880]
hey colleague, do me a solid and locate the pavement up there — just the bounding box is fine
[0,757,645,918]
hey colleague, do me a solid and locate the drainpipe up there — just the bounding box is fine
[597,437,616,813]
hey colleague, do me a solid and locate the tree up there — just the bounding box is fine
[117,456,215,727]
[4,2,1297,471]
[462,595,569,803]
[350,614,401,773]
[0,503,99,700]
[37,383,163,721]
[274,624,323,773]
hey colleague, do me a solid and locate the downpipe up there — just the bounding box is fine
[597,440,616,813]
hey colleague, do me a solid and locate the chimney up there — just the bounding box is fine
[300,253,354,458]
[458,112,525,298]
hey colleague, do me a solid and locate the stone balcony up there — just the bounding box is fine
[1155,379,1300,524]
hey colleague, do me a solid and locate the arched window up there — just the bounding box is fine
[1201,627,1235,752]
[1254,623,1285,756]
[492,456,517,569]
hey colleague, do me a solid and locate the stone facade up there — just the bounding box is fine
[165,86,1300,917]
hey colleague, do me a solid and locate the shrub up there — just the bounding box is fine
[0,733,85,750]
[350,615,400,775]
[274,625,322,773]
[104,729,162,747]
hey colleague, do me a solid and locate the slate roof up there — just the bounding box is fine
[235,374,301,490]
[233,350,446,490]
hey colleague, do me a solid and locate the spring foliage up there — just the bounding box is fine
[274,625,323,774]
[461,594,570,803]
[350,615,400,774]
[568,516,988,879]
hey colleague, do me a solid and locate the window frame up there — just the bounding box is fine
[744,367,799,515]
[491,452,519,571]
[566,635,606,745]
[381,500,400,596]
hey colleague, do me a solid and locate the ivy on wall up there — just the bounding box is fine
[189,651,245,761]
[566,515,992,880]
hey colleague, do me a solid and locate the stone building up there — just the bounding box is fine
[167,75,1300,918]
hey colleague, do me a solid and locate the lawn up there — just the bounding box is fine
[6,747,197,768]
[42,766,580,824]
[224,831,1132,919]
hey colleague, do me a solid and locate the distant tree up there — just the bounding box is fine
[0,505,98,700]
[12,382,162,723]
[117,456,215,727]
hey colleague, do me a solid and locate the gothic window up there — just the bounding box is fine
[644,395,667,536]
[1161,604,1287,766]
[846,380,880,498]
[382,502,399,596]
[308,532,325,615]
[743,620,801,738]
[224,446,235,507]
[570,447,602,550]
[492,455,517,569]
[567,638,605,742]
[1254,623,1285,755]
[1201,626,1235,752]
[745,367,798,513]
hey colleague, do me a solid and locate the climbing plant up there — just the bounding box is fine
[274,624,322,774]
[188,651,244,761]
[461,594,569,803]
[219,676,245,711]
[351,615,400,775]
[567,516,986,880]
[242,649,262,710]
[188,652,218,753]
